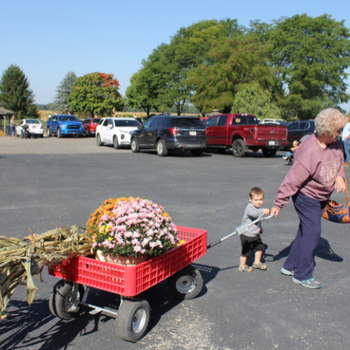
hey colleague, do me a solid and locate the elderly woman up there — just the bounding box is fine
[271,108,347,289]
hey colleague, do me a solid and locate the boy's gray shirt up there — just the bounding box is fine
[241,203,263,237]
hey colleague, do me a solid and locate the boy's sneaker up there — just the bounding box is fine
[281,267,294,276]
[253,262,267,270]
[292,277,322,289]
[283,156,288,160]
[238,265,253,272]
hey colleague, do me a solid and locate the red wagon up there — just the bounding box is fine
[48,226,207,342]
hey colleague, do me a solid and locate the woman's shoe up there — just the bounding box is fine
[238,265,253,272]
[281,267,294,276]
[292,277,321,289]
[253,262,267,270]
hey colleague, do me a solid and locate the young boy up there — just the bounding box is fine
[239,187,270,272]
[283,140,299,161]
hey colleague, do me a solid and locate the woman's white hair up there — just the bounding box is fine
[315,108,347,136]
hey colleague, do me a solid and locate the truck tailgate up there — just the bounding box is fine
[256,125,287,140]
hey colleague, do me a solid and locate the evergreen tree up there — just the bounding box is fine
[54,71,77,113]
[0,64,39,118]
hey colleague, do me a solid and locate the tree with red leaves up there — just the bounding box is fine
[68,72,124,117]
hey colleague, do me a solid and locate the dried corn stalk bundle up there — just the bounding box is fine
[0,225,91,320]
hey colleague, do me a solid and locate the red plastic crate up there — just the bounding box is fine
[48,226,207,297]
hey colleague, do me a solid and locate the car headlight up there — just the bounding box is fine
[61,124,67,129]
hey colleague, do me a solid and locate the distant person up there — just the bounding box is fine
[54,111,58,115]
[283,140,299,162]
[239,187,270,272]
[9,115,17,137]
[341,116,350,167]
[271,108,347,289]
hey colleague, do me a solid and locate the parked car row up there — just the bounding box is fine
[21,114,317,158]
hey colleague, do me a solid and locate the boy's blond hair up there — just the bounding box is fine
[249,187,264,199]
[293,140,299,146]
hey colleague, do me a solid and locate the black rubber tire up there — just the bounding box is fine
[48,281,59,318]
[216,148,227,154]
[57,128,62,138]
[54,281,84,321]
[262,149,277,157]
[96,133,103,146]
[116,299,150,342]
[131,138,140,153]
[156,139,168,157]
[85,128,90,137]
[113,135,120,149]
[31,134,36,139]
[167,265,203,300]
[47,128,51,137]
[232,139,246,157]
[191,149,203,157]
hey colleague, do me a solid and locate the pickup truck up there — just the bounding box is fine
[47,114,84,138]
[204,113,288,157]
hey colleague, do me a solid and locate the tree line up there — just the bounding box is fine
[1,14,349,120]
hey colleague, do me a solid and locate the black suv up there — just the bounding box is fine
[130,115,207,156]
[287,120,315,147]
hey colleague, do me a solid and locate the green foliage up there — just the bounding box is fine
[231,83,281,118]
[250,14,350,119]
[68,72,124,117]
[36,102,58,111]
[54,71,77,113]
[126,45,168,116]
[190,35,275,113]
[0,64,39,119]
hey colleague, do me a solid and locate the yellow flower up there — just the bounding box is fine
[108,237,113,241]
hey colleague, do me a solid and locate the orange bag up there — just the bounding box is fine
[323,175,350,223]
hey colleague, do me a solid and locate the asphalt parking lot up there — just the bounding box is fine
[1,136,350,350]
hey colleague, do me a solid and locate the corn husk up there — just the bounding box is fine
[0,225,91,320]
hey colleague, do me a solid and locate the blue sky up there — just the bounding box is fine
[1,0,349,112]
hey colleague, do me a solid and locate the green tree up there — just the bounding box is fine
[190,35,276,113]
[126,44,168,117]
[68,73,124,117]
[0,64,39,119]
[54,71,77,113]
[157,19,245,115]
[231,83,281,119]
[251,14,350,119]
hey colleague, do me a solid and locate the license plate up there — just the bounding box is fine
[269,141,275,145]
[189,131,197,136]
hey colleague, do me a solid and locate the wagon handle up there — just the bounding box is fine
[207,213,275,249]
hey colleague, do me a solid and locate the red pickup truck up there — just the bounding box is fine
[204,113,288,157]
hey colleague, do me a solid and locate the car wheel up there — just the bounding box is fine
[85,128,90,137]
[47,128,51,137]
[131,138,140,153]
[57,128,62,138]
[191,149,203,157]
[167,265,203,300]
[156,139,168,157]
[96,134,103,146]
[113,135,120,149]
[31,134,36,139]
[232,139,246,157]
[262,149,277,157]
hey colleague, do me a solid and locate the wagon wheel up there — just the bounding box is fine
[48,281,59,318]
[167,265,203,300]
[116,299,150,342]
[54,281,85,320]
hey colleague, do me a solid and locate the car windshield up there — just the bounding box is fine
[114,119,140,127]
[25,119,40,124]
[174,118,204,127]
[92,119,100,123]
[60,116,79,122]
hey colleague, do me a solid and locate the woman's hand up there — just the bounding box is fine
[335,176,346,193]
[271,207,280,217]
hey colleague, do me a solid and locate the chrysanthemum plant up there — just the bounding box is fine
[87,197,179,258]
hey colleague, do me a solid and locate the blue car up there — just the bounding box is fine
[47,115,84,138]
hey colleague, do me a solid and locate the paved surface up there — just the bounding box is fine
[1,136,350,350]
